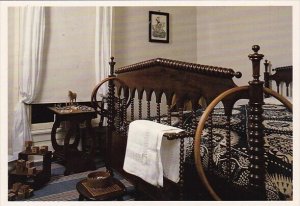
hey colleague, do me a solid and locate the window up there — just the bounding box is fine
[30,102,95,131]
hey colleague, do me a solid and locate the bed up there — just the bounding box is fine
[264,60,292,100]
[91,45,293,200]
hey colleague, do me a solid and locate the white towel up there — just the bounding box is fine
[123,120,183,187]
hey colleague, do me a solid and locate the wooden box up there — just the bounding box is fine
[31,146,39,154]
[8,193,16,201]
[40,146,48,154]
[15,160,26,174]
[19,185,30,197]
[12,182,22,193]
[26,161,34,168]
[17,192,25,200]
[28,167,37,175]
[25,146,32,153]
[25,141,33,147]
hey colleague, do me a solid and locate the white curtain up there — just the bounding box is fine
[10,7,45,160]
[95,7,112,96]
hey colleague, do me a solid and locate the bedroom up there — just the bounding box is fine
[0,1,298,204]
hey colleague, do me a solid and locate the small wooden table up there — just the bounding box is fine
[48,106,97,175]
[76,178,127,201]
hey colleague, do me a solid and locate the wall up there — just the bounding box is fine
[196,6,292,86]
[8,8,20,156]
[113,6,198,67]
[36,7,96,103]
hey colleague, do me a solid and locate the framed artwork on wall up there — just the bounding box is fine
[149,11,169,43]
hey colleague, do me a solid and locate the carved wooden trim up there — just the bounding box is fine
[273,65,292,72]
[115,58,242,79]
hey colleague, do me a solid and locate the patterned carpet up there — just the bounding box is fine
[25,161,135,201]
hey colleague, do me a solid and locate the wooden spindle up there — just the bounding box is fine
[123,98,127,137]
[131,98,134,121]
[187,108,197,158]
[248,45,266,200]
[286,83,289,97]
[156,103,161,123]
[155,92,162,123]
[178,107,184,200]
[138,99,142,119]
[106,57,116,176]
[264,60,270,98]
[147,101,151,119]
[167,104,171,125]
[116,96,121,133]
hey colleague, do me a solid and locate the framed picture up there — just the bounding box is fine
[149,11,169,43]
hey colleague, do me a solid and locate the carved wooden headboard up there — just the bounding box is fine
[114,58,242,108]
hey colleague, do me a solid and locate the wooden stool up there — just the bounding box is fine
[76,178,126,201]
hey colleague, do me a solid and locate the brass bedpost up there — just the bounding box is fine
[248,45,266,200]
[264,60,270,98]
[106,57,116,176]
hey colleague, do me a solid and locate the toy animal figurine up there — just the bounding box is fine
[68,91,77,106]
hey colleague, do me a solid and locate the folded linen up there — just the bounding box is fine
[123,120,183,187]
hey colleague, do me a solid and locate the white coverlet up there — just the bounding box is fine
[123,120,183,187]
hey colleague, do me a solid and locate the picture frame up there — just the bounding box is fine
[149,11,169,43]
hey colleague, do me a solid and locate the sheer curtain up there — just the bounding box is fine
[10,7,45,161]
[95,7,112,96]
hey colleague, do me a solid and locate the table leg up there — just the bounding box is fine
[63,121,75,153]
[85,120,96,158]
[63,121,77,175]
[71,124,81,149]
[51,119,62,151]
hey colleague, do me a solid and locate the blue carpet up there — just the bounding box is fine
[25,161,135,201]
